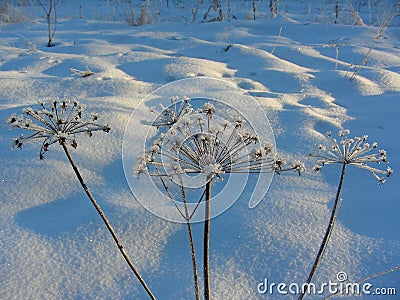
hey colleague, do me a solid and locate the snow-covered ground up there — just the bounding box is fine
[1,1,399,299]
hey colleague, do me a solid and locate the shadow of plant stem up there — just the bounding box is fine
[61,141,156,300]
[299,130,392,300]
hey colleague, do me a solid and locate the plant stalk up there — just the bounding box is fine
[298,162,346,300]
[203,181,211,300]
[47,0,52,47]
[186,220,200,300]
[60,141,156,300]
[350,2,400,81]
[180,176,200,300]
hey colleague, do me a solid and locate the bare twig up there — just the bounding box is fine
[350,2,400,81]
[36,0,57,47]
[323,265,400,299]
[70,67,95,78]
[271,26,283,55]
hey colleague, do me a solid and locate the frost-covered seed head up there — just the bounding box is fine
[8,99,110,159]
[136,99,303,184]
[309,129,392,183]
[136,102,293,180]
[203,102,215,117]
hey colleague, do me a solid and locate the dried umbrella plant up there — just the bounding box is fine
[298,130,393,300]
[8,99,156,300]
[136,98,305,300]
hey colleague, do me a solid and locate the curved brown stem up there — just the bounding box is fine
[186,220,200,300]
[60,141,156,300]
[299,163,346,300]
[179,175,200,300]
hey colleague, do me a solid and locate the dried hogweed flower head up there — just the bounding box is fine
[137,101,302,182]
[8,99,110,159]
[309,129,392,184]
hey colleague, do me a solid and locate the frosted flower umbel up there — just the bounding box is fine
[8,99,110,159]
[310,130,392,184]
[139,102,290,181]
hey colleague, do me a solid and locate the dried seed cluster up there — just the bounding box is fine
[309,130,392,184]
[8,99,110,159]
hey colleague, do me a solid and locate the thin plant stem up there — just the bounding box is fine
[179,176,200,300]
[60,141,156,300]
[299,163,347,300]
[350,2,400,81]
[323,265,400,299]
[203,181,211,300]
[37,0,56,47]
[186,219,200,300]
